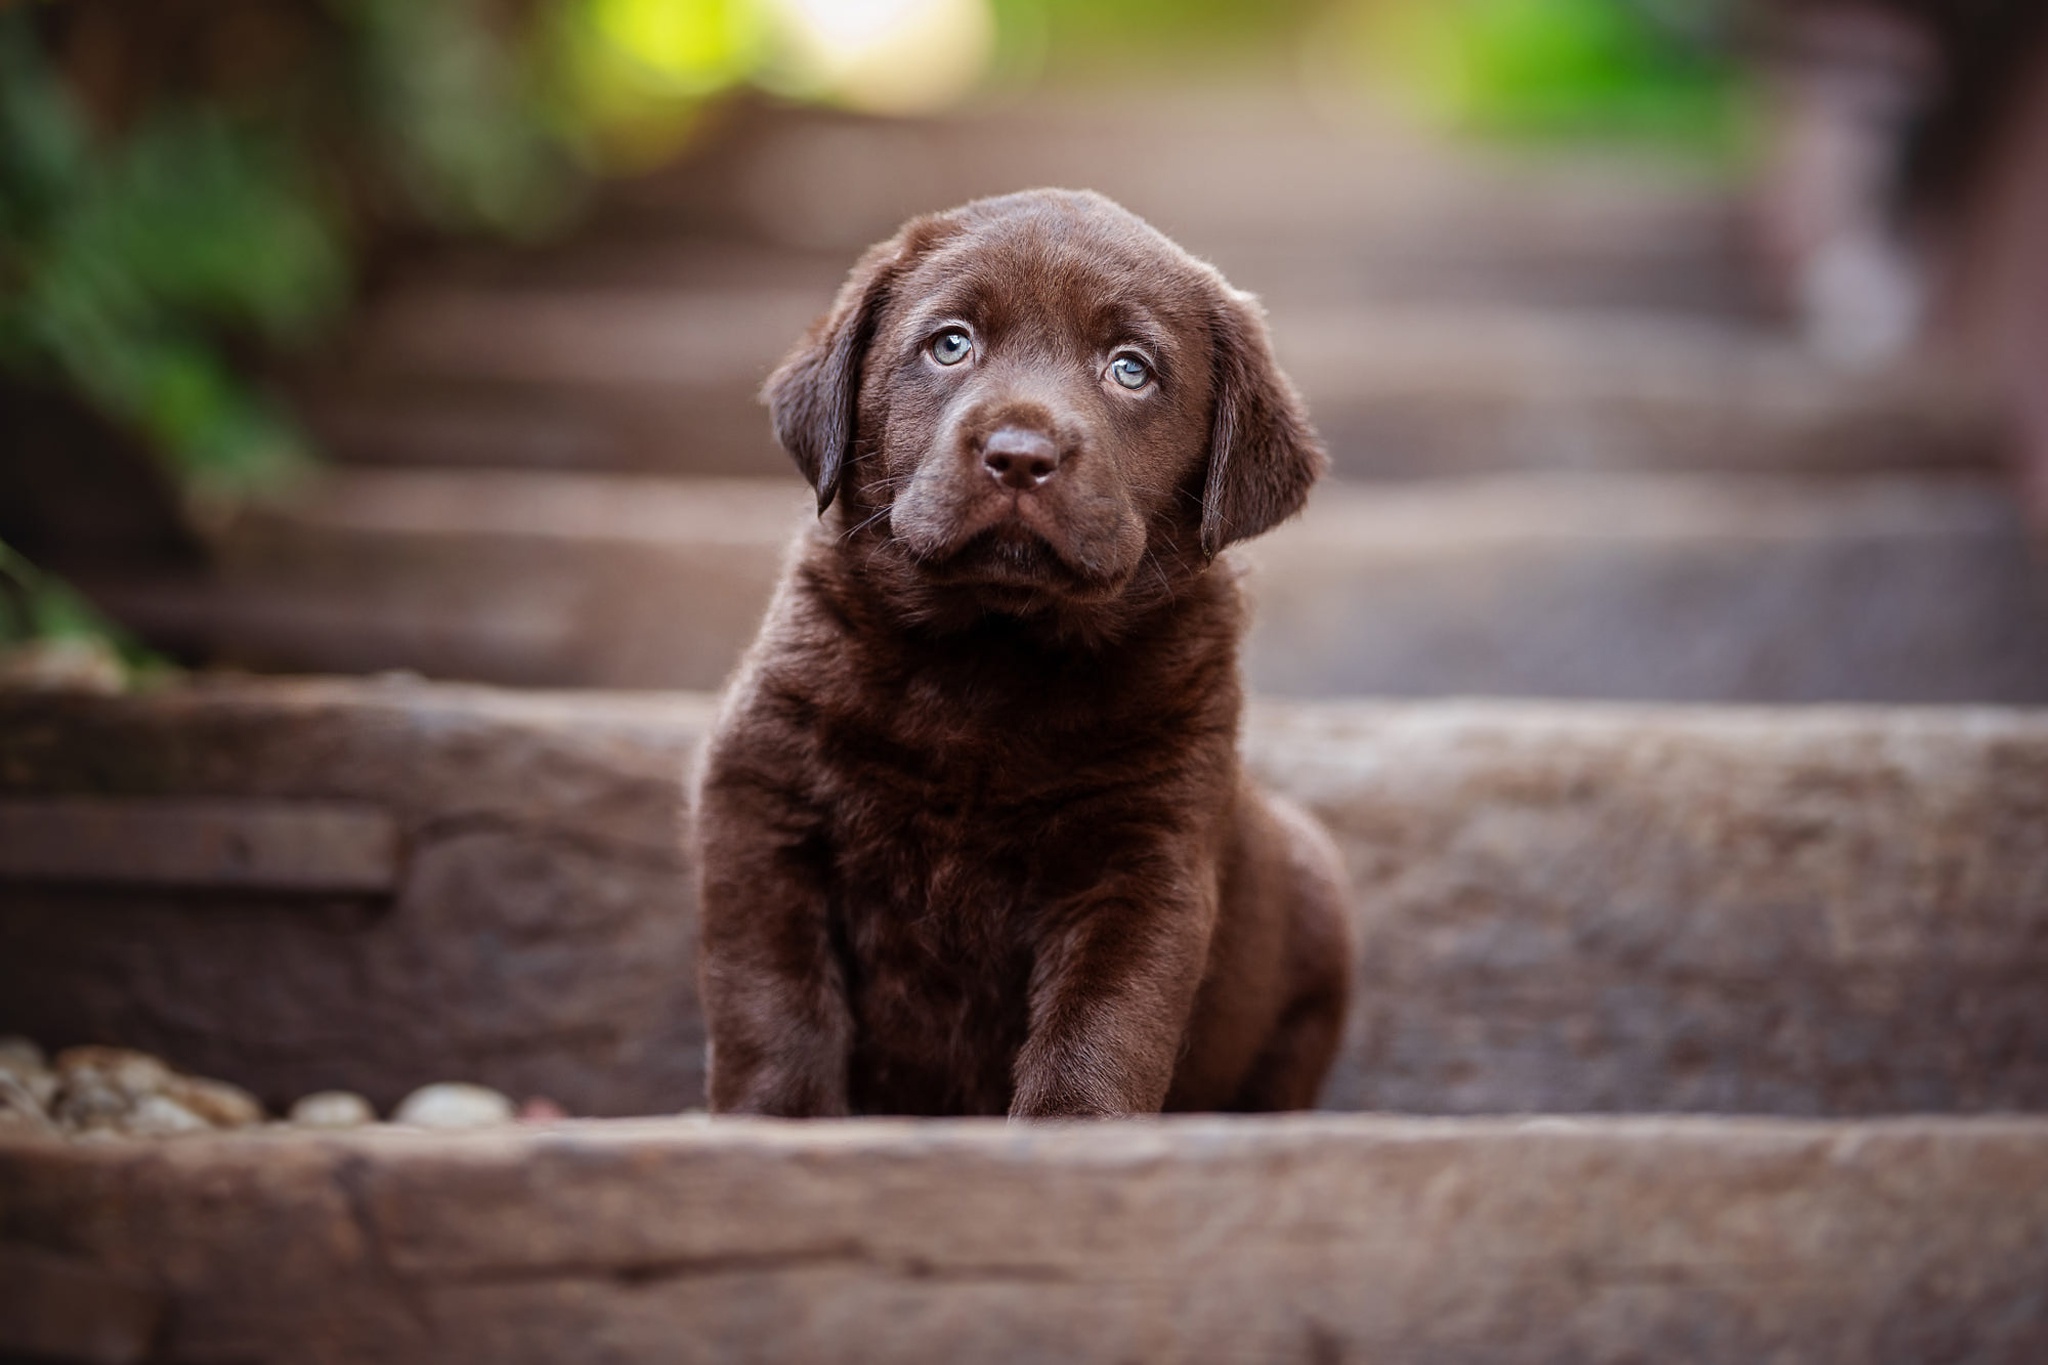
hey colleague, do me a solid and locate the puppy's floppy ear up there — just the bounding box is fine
[763,236,902,513]
[1199,286,1327,557]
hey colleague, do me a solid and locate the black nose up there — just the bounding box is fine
[981,426,1062,489]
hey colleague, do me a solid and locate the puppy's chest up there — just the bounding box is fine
[813,711,1186,921]
[815,740,1130,1113]
[821,741,1087,928]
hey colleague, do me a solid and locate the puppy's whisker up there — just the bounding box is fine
[842,505,894,541]
[1142,548,1173,601]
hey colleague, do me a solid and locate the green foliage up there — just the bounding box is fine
[0,1,578,508]
[1347,0,1746,152]
[0,2,579,652]
[0,13,343,498]
[992,0,1326,80]
[0,533,152,672]
[540,0,770,169]
[342,0,575,236]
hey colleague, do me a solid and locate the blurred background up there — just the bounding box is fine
[3,0,2047,702]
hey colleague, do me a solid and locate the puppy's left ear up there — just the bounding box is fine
[763,237,902,514]
[1200,287,1327,557]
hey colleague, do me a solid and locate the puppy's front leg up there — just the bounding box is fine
[1010,886,1214,1118]
[695,760,851,1117]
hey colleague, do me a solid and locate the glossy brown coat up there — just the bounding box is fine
[692,190,1351,1118]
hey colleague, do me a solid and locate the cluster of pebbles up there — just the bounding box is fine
[0,1036,550,1139]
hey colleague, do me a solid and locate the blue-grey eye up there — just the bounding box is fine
[931,329,972,365]
[1109,354,1150,389]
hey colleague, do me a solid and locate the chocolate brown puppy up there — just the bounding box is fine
[693,188,1351,1118]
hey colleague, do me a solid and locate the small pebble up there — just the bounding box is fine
[164,1075,264,1129]
[0,1071,57,1135]
[0,1035,46,1074]
[125,1094,209,1137]
[289,1091,377,1128]
[0,638,126,694]
[55,1045,172,1096]
[0,1036,56,1108]
[392,1082,515,1129]
[47,1045,265,1135]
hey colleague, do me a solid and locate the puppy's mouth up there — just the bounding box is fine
[924,519,1084,593]
[889,473,1143,605]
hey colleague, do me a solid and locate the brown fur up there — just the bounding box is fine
[692,189,1351,1118]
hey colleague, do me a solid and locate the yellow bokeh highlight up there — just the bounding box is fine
[587,0,768,92]
[765,0,996,115]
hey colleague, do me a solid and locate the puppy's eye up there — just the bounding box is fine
[1108,354,1151,390]
[930,330,973,366]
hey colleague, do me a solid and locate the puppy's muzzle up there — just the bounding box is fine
[980,425,1062,490]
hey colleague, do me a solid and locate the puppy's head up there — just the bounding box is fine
[765,189,1323,626]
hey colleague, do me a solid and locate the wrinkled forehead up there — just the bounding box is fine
[889,206,1214,359]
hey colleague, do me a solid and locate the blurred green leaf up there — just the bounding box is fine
[340,0,576,235]
[1348,0,1746,152]
[0,533,150,668]
[0,11,339,496]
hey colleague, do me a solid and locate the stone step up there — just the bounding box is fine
[4,1114,2045,1364]
[85,468,2048,702]
[551,93,1763,315]
[298,294,1995,480]
[4,678,2044,1119]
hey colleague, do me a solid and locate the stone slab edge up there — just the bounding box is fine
[2,1114,2046,1364]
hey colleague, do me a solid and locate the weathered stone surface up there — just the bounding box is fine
[1247,701,2048,1114]
[0,1240,162,1364]
[0,679,713,1118]
[89,469,2048,701]
[4,679,2047,1118]
[0,796,400,892]
[2,1115,2045,1363]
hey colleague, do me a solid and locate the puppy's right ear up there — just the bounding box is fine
[763,237,902,514]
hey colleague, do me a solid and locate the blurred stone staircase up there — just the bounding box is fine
[4,93,2048,1364]
[73,92,2048,703]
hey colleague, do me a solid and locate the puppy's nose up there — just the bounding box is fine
[981,426,1062,489]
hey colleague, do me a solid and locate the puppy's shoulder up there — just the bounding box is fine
[711,523,868,728]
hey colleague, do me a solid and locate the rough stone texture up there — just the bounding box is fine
[4,679,2047,1118]
[2,1115,2046,1363]
[88,470,2048,701]
[0,679,712,1118]
[0,797,399,891]
[1246,702,2048,1114]
[0,1240,162,1364]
